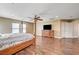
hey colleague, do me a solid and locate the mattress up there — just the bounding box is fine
[0,33,34,50]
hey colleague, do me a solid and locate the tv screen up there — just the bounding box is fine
[43,25,52,30]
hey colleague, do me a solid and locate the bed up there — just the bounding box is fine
[0,33,35,55]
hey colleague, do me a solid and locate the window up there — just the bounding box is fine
[23,24,26,33]
[12,23,19,33]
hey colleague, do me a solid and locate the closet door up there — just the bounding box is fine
[61,21,73,38]
[77,24,79,37]
[73,23,78,38]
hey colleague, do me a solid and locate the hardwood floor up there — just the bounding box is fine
[15,37,79,55]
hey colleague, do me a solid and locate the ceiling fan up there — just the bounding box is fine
[28,15,43,22]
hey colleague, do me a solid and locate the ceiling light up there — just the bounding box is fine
[55,16,59,18]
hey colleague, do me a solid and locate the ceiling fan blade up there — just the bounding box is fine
[27,15,43,21]
[37,19,43,21]
[37,16,40,19]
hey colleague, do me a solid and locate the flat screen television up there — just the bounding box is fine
[43,25,52,30]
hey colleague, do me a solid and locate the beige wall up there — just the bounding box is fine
[26,23,34,34]
[36,20,53,36]
[36,20,61,38]
[0,17,79,38]
[0,17,34,34]
[36,19,79,38]
[53,20,61,38]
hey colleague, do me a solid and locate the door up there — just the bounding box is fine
[61,21,73,38]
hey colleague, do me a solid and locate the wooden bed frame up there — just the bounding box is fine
[0,38,35,55]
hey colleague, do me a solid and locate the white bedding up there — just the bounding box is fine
[0,33,34,50]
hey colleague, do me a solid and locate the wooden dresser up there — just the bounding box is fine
[42,30,54,38]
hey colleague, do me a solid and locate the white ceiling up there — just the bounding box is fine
[0,3,79,22]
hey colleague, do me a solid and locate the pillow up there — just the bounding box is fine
[0,34,10,39]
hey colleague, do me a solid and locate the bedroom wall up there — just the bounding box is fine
[53,20,61,38]
[36,20,61,38]
[36,20,54,36]
[36,19,79,38]
[26,23,34,34]
[0,17,34,34]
